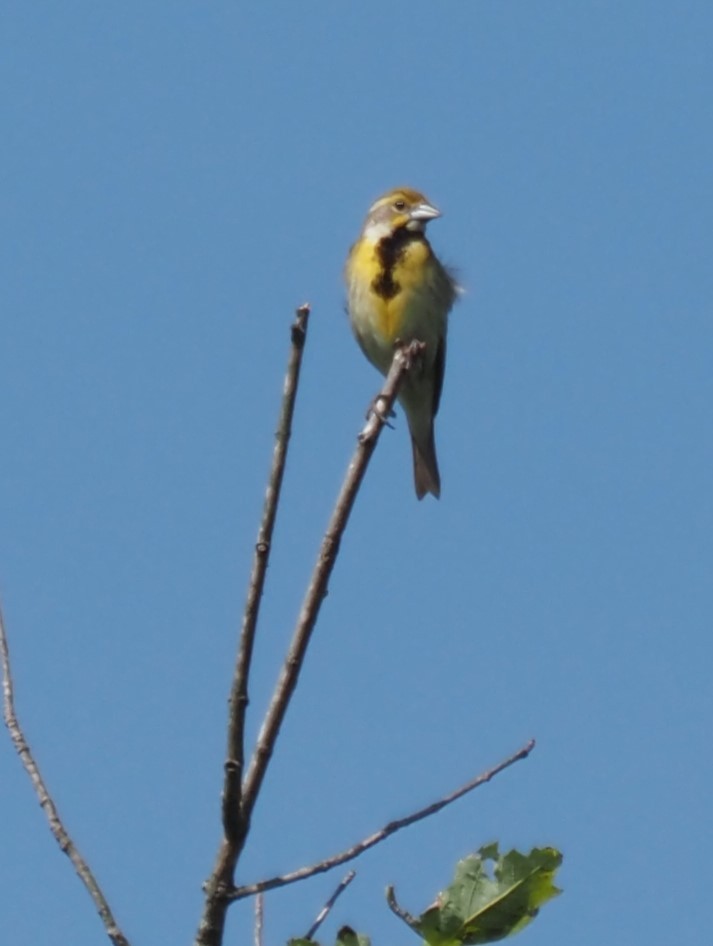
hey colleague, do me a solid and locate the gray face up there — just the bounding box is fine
[363,191,440,241]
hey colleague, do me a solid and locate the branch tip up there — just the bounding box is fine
[386,885,419,929]
[304,870,357,940]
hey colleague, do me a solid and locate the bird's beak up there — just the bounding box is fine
[410,201,441,222]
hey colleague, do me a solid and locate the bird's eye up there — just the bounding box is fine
[393,199,406,211]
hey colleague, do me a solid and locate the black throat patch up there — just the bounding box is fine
[372,229,425,301]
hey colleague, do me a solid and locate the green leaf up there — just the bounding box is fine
[288,928,370,946]
[397,844,562,946]
[336,927,371,946]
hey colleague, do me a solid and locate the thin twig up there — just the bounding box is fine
[240,341,427,824]
[229,739,535,900]
[196,305,311,946]
[224,303,311,839]
[254,893,264,946]
[0,601,131,946]
[385,886,419,930]
[304,871,357,940]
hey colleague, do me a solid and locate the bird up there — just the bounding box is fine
[344,187,459,499]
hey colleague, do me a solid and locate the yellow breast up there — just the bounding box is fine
[347,236,433,344]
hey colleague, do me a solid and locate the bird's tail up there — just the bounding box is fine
[411,425,441,500]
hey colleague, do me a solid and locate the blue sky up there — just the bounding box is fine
[2,2,711,944]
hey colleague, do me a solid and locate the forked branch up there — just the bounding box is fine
[195,339,427,946]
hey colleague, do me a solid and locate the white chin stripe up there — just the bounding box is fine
[363,220,393,241]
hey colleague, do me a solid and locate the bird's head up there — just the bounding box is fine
[361,187,441,241]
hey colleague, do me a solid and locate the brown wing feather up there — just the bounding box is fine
[432,335,446,418]
[430,257,458,417]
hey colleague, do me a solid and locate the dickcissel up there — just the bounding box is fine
[344,187,459,499]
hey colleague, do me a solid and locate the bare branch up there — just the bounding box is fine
[197,305,312,946]
[304,871,357,941]
[0,601,132,946]
[195,339,454,945]
[224,303,311,839]
[230,739,535,900]
[240,341,427,825]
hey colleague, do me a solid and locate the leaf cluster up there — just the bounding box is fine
[291,844,563,946]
